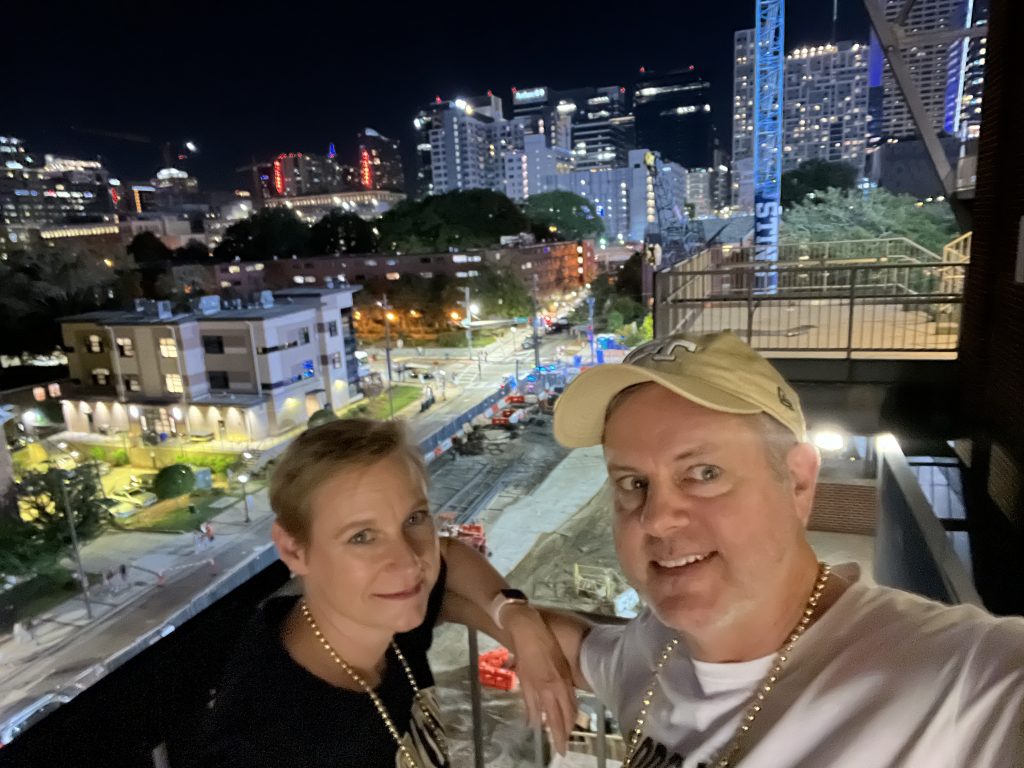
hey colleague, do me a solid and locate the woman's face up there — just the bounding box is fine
[296,452,440,636]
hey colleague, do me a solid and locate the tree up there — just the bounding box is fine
[377,190,529,253]
[127,232,172,265]
[307,408,340,430]
[173,239,211,262]
[213,208,311,262]
[780,159,858,208]
[16,466,105,545]
[308,210,378,255]
[0,249,118,357]
[782,188,959,256]
[153,464,196,500]
[615,252,644,304]
[523,191,605,241]
[471,263,532,318]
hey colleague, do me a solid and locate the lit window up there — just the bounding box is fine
[126,376,141,392]
[116,337,135,357]
[87,334,104,353]
[92,368,111,386]
[48,383,61,398]
[165,374,183,393]
[159,338,178,358]
[386,272,401,280]
[332,352,342,369]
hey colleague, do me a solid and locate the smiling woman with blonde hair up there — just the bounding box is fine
[201,419,575,768]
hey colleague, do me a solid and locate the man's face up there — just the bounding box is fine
[603,383,816,635]
[285,452,441,635]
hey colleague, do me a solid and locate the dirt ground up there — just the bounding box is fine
[426,421,628,767]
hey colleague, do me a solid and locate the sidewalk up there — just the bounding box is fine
[0,489,271,678]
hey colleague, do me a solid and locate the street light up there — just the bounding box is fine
[237,473,252,524]
[377,295,396,420]
[59,472,94,619]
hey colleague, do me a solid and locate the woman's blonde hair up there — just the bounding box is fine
[269,418,426,544]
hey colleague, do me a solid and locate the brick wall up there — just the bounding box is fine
[955,0,1024,613]
[809,480,877,536]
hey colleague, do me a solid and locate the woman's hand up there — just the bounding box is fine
[501,604,578,755]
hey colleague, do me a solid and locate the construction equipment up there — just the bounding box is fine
[436,513,488,555]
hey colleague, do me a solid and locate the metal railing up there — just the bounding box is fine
[876,438,981,606]
[656,258,966,356]
[656,261,966,354]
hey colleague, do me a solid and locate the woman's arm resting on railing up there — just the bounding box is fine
[438,538,577,754]
[533,607,593,693]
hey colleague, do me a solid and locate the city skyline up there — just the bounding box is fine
[4,0,868,189]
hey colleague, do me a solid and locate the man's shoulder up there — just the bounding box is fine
[839,581,1024,663]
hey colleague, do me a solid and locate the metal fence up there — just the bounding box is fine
[655,259,966,356]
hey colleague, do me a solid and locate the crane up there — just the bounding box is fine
[752,0,784,292]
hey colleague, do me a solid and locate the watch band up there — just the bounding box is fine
[488,588,529,630]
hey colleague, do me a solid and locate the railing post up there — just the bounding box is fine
[746,276,755,345]
[597,703,608,768]
[467,629,485,768]
[533,725,545,767]
[846,267,858,362]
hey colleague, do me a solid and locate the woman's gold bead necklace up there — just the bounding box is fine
[300,600,449,768]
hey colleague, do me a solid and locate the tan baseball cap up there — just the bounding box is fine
[552,331,805,448]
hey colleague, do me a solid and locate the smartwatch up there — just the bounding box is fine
[488,588,529,630]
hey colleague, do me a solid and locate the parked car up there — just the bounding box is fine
[97,497,138,520]
[521,337,538,350]
[110,489,158,508]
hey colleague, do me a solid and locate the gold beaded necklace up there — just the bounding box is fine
[300,600,449,768]
[622,563,832,768]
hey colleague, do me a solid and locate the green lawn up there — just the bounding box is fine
[118,490,253,532]
[341,385,422,420]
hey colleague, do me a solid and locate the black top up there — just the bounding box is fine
[200,561,448,768]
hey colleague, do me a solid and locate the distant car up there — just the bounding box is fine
[110,489,158,508]
[97,497,138,520]
[521,338,538,350]
[0,693,71,747]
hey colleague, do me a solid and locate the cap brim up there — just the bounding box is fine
[552,363,762,448]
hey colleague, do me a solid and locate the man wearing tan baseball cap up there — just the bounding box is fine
[539,331,1024,768]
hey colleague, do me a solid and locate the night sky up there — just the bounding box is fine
[5,1,869,190]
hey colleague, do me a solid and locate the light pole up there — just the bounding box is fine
[463,286,474,362]
[531,274,542,371]
[237,473,251,524]
[587,296,596,363]
[378,295,396,420]
[59,473,93,619]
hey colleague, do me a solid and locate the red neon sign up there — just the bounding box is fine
[360,149,373,189]
[273,156,285,195]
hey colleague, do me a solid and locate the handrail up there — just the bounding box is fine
[875,437,981,606]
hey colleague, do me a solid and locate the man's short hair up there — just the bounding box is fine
[269,418,425,545]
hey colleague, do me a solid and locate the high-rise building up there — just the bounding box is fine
[355,128,404,192]
[958,0,988,141]
[571,86,635,170]
[732,33,870,208]
[782,42,870,172]
[268,152,352,198]
[1,136,117,256]
[634,68,717,170]
[413,94,506,198]
[870,0,973,139]
[540,149,685,244]
[512,85,635,169]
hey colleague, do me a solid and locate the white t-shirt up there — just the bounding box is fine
[581,578,1024,768]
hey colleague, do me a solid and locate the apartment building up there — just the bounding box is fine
[59,285,361,442]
